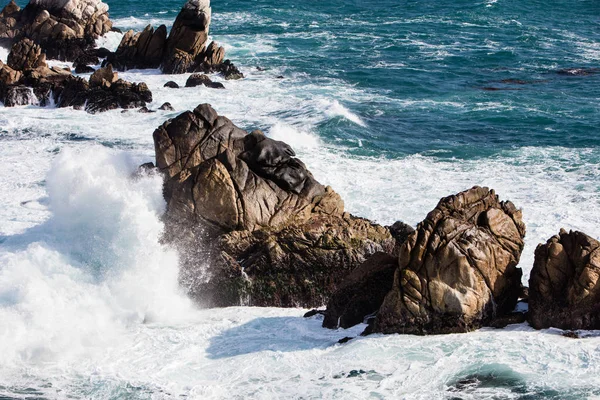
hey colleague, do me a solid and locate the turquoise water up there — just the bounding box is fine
[102,0,600,158]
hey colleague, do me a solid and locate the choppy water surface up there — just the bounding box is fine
[1,0,599,398]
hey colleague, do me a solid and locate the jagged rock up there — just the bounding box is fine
[0,0,113,61]
[159,102,174,111]
[0,1,20,43]
[185,73,224,89]
[196,58,243,80]
[2,84,37,105]
[154,104,395,307]
[322,252,398,329]
[7,38,46,70]
[89,63,117,88]
[529,229,600,330]
[162,0,211,74]
[0,60,22,85]
[373,186,526,335]
[105,24,167,70]
[164,80,179,88]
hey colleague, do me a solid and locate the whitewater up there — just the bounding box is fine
[2,0,600,398]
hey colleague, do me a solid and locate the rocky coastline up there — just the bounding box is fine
[1,0,599,337]
[0,0,242,111]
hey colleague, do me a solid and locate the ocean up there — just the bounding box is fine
[1,0,600,398]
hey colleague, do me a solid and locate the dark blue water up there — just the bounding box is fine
[85,0,600,159]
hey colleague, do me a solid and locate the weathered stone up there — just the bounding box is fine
[7,38,46,70]
[529,229,600,330]
[373,186,526,335]
[154,104,395,308]
[0,0,113,61]
[89,63,117,88]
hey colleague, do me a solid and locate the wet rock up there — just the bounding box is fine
[154,104,395,308]
[2,84,37,106]
[303,309,325,318]
[323,253,398,329]
[528,229,600,330]
[185,73,224,89]
[158,102,174,111]
[138,106,155,113]
[374,186,526,335]
[164,80,179,88]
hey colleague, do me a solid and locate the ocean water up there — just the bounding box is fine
[1,0,600,398]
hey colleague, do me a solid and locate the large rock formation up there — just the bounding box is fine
[104,0,243,79]
[0,0,112,60]
[0,41,151,112]
[373,187,526,335]
[529,229,600,330]
[153,104,396,307]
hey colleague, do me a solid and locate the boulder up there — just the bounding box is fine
[164,80,179,88]
[185,73,224,89]
[7,38,46,70]
[159,101,174,111]
[89,63,117,88]
[322,252,399,329]
[528,229,600,330]
[154,104,396,307]
[0,0,21,42]
[373,186,526,335]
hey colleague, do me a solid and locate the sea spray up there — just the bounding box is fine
[0,147,194,367]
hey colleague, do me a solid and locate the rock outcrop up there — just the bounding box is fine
[0,0,112,61]
[322,252,399,329]
[373,187,526,335]
[529,229,600,330]
[153,104,396,307]
[0,42,152,112]
[185,73,224,89]
[104,0,243,79]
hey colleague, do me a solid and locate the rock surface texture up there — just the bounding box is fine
[0,43,152,112]
[0,0,112,61]
[105,0,243,78]
[373,186,526,335]
[153,104,396,307]
[529,229,600,330]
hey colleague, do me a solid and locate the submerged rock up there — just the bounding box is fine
[373,187,526,335]
[529,229,600,330]
[185,73,224,89]
[154,104,395,307]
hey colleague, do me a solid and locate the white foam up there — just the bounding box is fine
[0,147,194,368]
